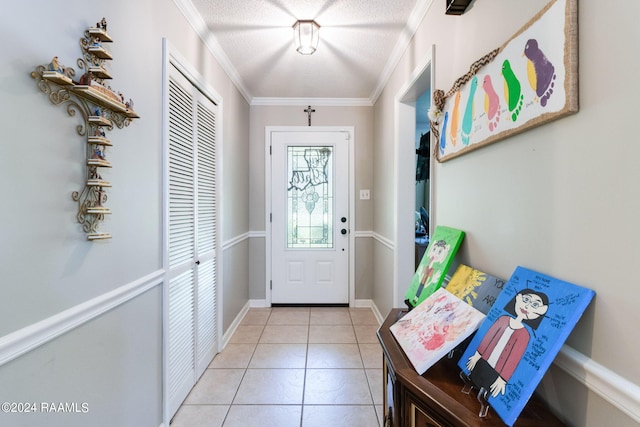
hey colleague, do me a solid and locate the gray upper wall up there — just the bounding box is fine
[373,0,640,424]
[3,0,639,425]
[1,0,250,425]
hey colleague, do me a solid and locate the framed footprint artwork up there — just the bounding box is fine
[433,0,578,162]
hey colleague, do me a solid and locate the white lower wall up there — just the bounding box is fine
[0,274,163,427]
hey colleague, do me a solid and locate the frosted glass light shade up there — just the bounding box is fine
[293,20,320,55]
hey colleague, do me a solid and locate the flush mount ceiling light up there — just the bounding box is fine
[293,20,320,55]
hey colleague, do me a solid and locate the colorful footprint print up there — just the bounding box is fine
[439,111,449,155]
[501,59,524,122]
[449,91,461,147]
[524,38,556,107]
[461,76,478,146]
[482,75,501,132]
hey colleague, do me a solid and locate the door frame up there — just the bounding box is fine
[393,45,435,308]
[265,126,355,307]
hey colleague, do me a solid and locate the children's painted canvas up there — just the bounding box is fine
[404,226,465,308]
[435,0,578,162]
[457,266,595,426]
[445,264,506,315]
[391,287,485,375]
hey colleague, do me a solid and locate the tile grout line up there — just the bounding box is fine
[178,308,382,426]
[299,309,311,427]
[352,314,379,415]
[221,309,271,426]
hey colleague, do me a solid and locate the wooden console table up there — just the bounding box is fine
[377,309,565,426]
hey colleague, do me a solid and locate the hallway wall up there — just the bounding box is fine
[0,1,250,425]
[372,0,640,425]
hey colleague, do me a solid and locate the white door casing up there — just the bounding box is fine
[269,128,352,305]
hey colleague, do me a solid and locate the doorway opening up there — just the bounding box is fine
[414,89,431,269]
[393,46,434,308]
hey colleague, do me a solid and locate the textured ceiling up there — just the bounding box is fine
[181,0,425,103]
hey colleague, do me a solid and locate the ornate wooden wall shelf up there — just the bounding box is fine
[31,19,139,240]
[88,27,113,43]
[88,66,112,79]
[72,86,128,113]
[88,136,112,146]
[87,159,112,167]
[88,115,112,127]
[87,180,112,187]
[87,46,113,60]
[87,234,112,241]
[42,71,74,86]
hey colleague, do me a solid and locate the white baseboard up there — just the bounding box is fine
[354,299,384,325]
[220,301,251,350]
[367,300,385,326]
[246,298,384,326]
[353,299,372,308]
[249,299,268,308]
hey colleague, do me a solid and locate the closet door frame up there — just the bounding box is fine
[161,39,224,424]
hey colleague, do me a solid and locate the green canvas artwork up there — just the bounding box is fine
[404,226,465,309]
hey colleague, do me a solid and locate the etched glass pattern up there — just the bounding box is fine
[286,146,333,248]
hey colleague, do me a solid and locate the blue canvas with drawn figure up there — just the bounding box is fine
[457,266,595,426]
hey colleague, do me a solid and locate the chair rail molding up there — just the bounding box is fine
[0,270,163,367]
[222,232,250,251]
[372,231,394,250]
[556,345,640,423]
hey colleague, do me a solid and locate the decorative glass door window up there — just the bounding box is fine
[286,146,333,248]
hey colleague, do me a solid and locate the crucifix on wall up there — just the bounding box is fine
[304,105,315,126]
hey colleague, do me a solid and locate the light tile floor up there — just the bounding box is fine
[171,307,383,427]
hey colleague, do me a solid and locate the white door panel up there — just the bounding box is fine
[271,130,349,304]
[166,65,218,419]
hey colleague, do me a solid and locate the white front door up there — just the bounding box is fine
[270,129,350,304]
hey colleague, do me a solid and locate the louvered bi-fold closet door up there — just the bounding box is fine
[166,66,218,419]
[194,99,217,375]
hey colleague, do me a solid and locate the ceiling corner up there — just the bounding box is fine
[172,0,253,104]
[369,0,435,104]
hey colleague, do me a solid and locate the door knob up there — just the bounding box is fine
[341,229,347,235]
[341,217,347,223]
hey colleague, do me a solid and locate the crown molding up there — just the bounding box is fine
[172,0,253,104]
[174,0,434,107]
[369,0,435,104]
[251,97,373,107]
